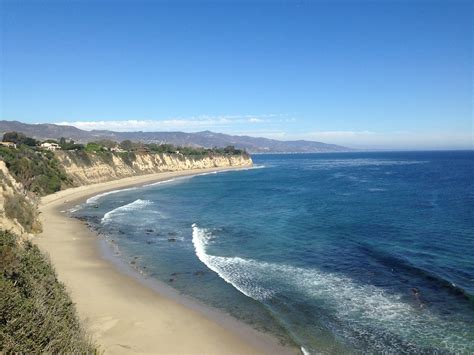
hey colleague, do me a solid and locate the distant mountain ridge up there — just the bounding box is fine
[0,120,350,153]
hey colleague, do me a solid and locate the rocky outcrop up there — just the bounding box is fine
[55,151,253,185]
[0,161,40,237]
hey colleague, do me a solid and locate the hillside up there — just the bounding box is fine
[0,120,350,153]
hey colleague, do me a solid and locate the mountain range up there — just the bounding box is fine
[0,120,350,153]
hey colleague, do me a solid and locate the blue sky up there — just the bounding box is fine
[1,0,472,149]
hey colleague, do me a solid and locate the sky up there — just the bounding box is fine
[0,0,472,150]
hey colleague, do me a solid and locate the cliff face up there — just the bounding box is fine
[55,151,253,185]
[0,161,40,237]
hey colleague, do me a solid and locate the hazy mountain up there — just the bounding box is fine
[0,120,350,153]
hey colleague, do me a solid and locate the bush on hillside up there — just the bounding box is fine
[0,146,71,195]
[84,142,103,153]
[0,230,96,353]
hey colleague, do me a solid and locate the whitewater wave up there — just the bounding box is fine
[101,199,153,224]
[191,224,472,352]
[192,224,274,300]
[86,187,138,204]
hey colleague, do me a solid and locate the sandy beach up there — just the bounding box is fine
[36,167,294,354]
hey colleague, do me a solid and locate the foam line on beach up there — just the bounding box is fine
[191,164,266,177]
[144,177,184,187]
[86,186,138,204]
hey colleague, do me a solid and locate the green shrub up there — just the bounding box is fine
[0,146,71,195]
[84,143,103,153]
[0,230,96,353]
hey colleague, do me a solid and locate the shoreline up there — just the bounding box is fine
[36,167,296,354]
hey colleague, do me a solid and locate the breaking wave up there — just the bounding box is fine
[191,224,274,299]
[101,199,153,224]
[191,224,473,353]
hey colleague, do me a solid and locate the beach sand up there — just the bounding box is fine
[36,167,295,354]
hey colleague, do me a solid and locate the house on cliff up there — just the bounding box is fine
[40,142,60,151]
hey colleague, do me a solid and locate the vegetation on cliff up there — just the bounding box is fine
[2,130,249,157]
[0,145,71,196]
[0,230,95,353]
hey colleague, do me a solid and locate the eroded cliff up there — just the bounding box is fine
[55,151,253,185]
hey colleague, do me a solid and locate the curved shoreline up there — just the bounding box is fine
[36,167,296,354]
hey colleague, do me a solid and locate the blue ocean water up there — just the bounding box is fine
[73,151,474,353]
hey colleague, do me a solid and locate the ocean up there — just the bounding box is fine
[72,151,474,353]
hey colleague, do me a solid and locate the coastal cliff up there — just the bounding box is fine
[55,151,253,185]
